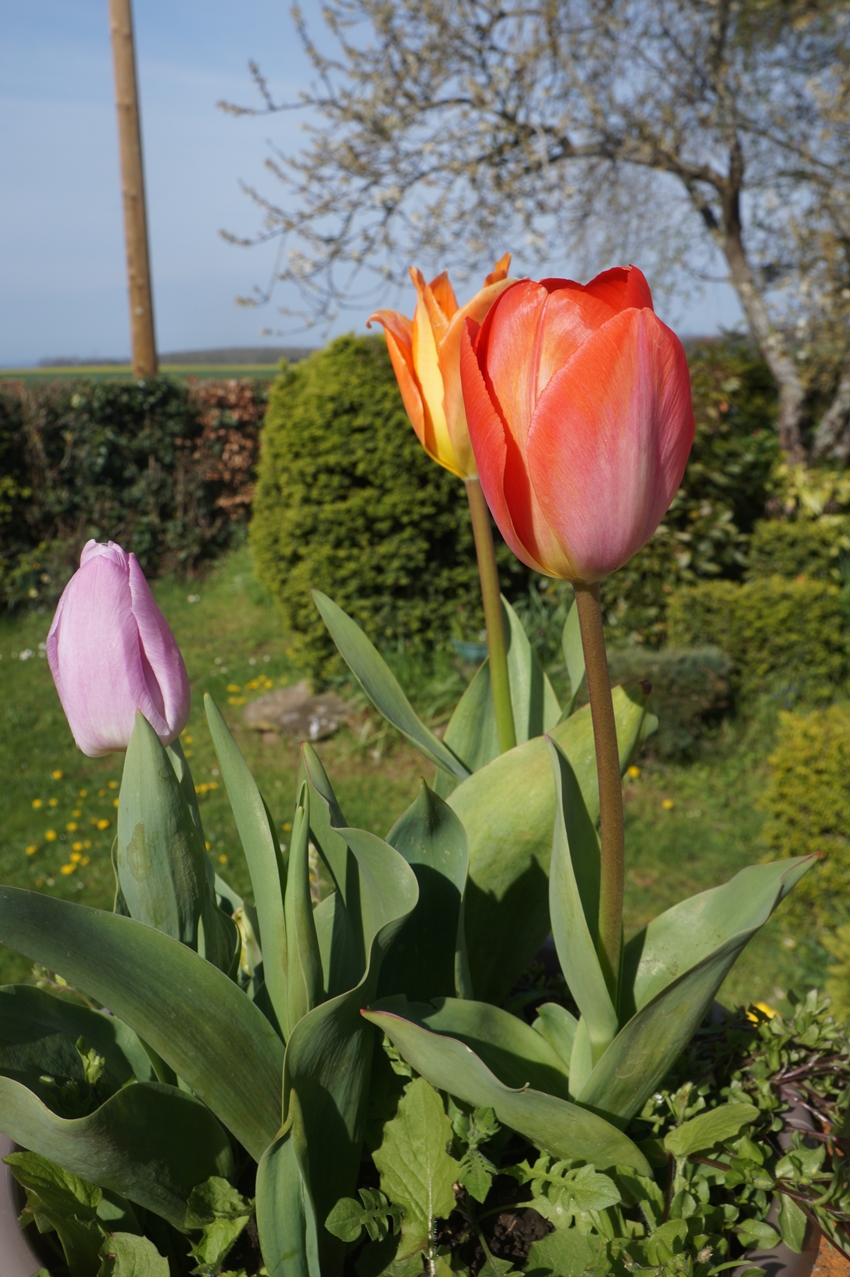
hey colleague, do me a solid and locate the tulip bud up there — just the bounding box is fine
[368,255,515,479]
[459,266,695,583]
[47,540,190,756]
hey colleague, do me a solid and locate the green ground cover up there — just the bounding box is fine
[0,545,824,1008]
[0,364,280,383]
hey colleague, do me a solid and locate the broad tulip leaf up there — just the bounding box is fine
[0,984,155,1105]
[548,738,617,1074]
[577,857,815,1123]
[434,598,560,796]
[532,1003,578,1071]
[118,717,239,979]
[621,857,818,1018]
[205,692,288,1033]
[0,888,284,1161]
[562,598,585,715]
[312,591,469,781]
[663,1102,759,1158]
[256,1090,320,1277]
[280,828,419,1275]
[381,781,470,1001]
[372,996,572,1100]
[372,1076,457,1259]
[449,686,654,1003]
[0,1077,232,1228]
[283,787,323,1038]
[363,1007,650,1175]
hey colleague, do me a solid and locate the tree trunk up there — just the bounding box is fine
[811,367,850,463]
[721,228,807,465]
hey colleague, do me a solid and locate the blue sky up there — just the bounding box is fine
[1,0,745,366]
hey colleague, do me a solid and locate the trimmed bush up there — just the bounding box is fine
[667,576,847,698]
[0,376,267,608]
[250,335,529,682]
[606,646,732,759]
[746,518,850,583]
[760,706,850,934]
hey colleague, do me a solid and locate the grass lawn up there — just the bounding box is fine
[0,545,828,1008]
[0,365,280,384]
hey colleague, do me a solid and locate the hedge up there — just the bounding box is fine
[760,706,850,933]
[250,334,530,682]
[746,517,850,583]
[667,576,847,699]
[0,377,266,608]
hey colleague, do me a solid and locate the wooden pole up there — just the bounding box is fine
[108,0,158,376]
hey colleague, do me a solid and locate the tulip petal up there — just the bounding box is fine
[461,320,577,578]
[128,553,190,741]
[425,270,459,325]
[484,253,512,287]
[411,297,463,476]
[526,309,694,583]
[368,310,429,448]
[582,265,654,314]
[439,275,516,478]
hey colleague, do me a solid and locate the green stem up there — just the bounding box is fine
[465,477,517,753]
[574,582,624,998]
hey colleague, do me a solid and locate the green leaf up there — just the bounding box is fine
[434,598,561,797]
[284,786,323,1038]
[373,1077,458,1258]
[325,1188,401,1244]
[184,1176,253,1228]
[449,686,653,1003]
[458,1148,496,1203]
[312,591,469,780]
[264,830,419,1277]
[255,1091,320,1277]
[362,1006,650,1174]
[663,1103,759,1157]
[777,1194,809,1254]
[117,713,238,978]
[373,996,572,1100]
[382,781,470,1001]
[736,1220,781,1250]
[0,983,154,1107]
[547,738,617,1075]
[531,1004,578,1071]
[526,1225,600,1277]
[12,1161,106,1277]
[0,888,284,1161]
[1,1079,232,1228]
[562,598,585,713]
[97,1232,169,1277]
[577,857,817,1123]
[622,857,818,1017]
[205,693,288,1034]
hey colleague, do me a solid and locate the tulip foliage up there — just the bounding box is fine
[0,588,812,1275]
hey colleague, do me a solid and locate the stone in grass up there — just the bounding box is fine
[242,680,351,742]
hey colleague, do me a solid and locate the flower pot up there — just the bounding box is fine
[0,1133,45,1277]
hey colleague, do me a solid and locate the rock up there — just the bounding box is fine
[242,681,350,741]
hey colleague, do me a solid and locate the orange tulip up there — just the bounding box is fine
[368,255,515,479]
[459,266,695,583]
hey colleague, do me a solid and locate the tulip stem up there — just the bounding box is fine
[465,478,517,754]
[574,582,623,1001]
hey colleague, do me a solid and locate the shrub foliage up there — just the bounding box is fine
[250,335,529,682]
[745,517,850,583]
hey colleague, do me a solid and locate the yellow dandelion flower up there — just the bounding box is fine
[661,798,674,810]
[108,780,118,790]
[25,845,37,856]
[32,798,43,809]
[227,683,241,693]
[45,830,57,841]
[78,789,87,798]
[52,770,63,780]
[218,853,228,864]
[96,819,109,831]
[80,856,90,866]
[205,840,211,851]
[66,822,77,832]
[112,798,119,808]
[60,863,76,875]
[282,822,292,832]
[84,839,91,849]
[627,765,640,780]
[227,696,246,705]
[72,809,81,817]
[183,734,193,745]
[72,841,83,852]
[48,798,58,808]
[70,852,82,863]
[35,878,44,888]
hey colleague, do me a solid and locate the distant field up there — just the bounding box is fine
[0,364,282,384]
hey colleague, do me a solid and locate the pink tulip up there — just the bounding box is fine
[459,265,695,583]
[47,541,190,756]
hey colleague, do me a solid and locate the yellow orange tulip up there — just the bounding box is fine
[368,255,514,479]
